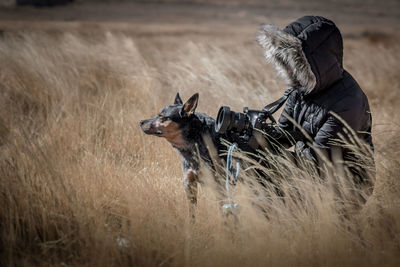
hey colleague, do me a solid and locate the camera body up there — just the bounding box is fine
[215,106,274,151]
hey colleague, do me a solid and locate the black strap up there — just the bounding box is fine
[262,87,296,115]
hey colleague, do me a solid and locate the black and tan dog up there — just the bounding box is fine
[140,93,228,208]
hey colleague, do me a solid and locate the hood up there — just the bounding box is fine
[256,16,344,94]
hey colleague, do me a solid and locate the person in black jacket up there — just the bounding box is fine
[256,16,374,193]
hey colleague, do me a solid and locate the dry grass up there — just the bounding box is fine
[0,30,399,266]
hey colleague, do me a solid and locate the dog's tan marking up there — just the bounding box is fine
[157,119,186,148]
[184,169,198,206]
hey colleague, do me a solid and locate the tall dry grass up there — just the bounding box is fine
[0,31,399,266]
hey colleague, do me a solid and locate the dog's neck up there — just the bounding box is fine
[166,133,187,149]
[176,115,213,170]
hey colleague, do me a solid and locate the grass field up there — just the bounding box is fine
[0,2,399,266]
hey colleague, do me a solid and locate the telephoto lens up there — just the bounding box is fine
[215,106,248,134]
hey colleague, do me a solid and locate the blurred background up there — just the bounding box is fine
[0,0,399,34]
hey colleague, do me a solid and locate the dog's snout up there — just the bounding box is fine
[140,119,152,134]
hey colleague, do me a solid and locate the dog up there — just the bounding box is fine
[140,93,228,210]
[140,93,295,217]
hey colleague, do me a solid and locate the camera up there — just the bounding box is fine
[215,106,263,134]
[215,106,275,150]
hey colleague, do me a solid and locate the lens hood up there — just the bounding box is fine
[215,106,231,134]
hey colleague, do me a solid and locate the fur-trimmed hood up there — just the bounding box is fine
[256,16,344,94]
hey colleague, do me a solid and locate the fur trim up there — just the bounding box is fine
[256,24,316,93]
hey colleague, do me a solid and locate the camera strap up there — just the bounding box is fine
[262,87,296,118]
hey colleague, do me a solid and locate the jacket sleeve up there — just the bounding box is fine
[267,91,302,148]
[298,106,362,162]
[314,97,366,148]
[277,90,297,131]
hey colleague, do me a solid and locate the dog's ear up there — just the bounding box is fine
[174,92,183,105]
[181,93,199,117]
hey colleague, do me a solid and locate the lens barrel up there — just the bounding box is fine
[215,106,248,134]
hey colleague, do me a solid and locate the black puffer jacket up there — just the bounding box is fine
[256,16,373,175]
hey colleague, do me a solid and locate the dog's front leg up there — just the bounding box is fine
[183,167,198,217]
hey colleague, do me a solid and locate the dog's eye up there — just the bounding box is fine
[160,117,170,123]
